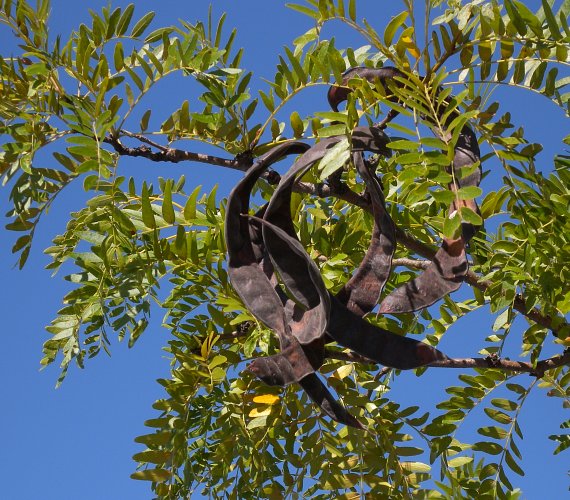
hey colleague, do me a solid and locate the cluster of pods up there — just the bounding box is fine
[225,68,482,428]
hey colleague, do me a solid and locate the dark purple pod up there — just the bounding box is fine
[336,151,395,315]
[327,66,405,112]
[226,142,364,428]
[259,216,448,369]
[378,237,468,314]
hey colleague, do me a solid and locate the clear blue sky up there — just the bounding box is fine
[0,1,568,499]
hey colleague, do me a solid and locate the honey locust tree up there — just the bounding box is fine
[1,0,569,498]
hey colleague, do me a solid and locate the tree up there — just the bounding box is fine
[1,0,569,497]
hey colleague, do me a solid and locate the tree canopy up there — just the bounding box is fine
[1,0,569,498]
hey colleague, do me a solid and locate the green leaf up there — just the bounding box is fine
[140,110,151,132]
[141,183,156,229]
[492,398,518,411]
[460,43,473,66]
[290,111,304,138]
[457,186,483,200]
[478,426,509,439]
[550,433,570,455]
[493,308,510,331]
[484,408,512,424]
[504,0,528,35]
[319,137,350,179]
[130,11,155,38]
[348,0,356,21]
[184,185,201,221]
[448,456,474,468]
[542,0,562,39]
[389,139,419,150]
[431,189,455,204]
[113,42,124,71]
[134,432,171,446]
[247,415,268,429]
[384,11,408,46]
[286,3,320,20]
[473,441,503,455]
[116,4,135,36]
[443,212,462,239]
[505,449,525,476]
[131,468,172,482]
[132,450,172,464]
[402,461,431,473]
[512,0,543,37]
[162,181,175,224]
[492,240,519,253]
[395,446,423,456]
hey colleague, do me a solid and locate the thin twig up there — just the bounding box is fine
[391,257,431,269]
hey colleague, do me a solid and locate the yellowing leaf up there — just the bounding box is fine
[249,407,272,418]
[402,461,431,473]
[448,456,474,468]
[400,35,420,59]
[407,46,421,59]
[253,394,280,405]
[131,468,171,482]
[333,364,353,380]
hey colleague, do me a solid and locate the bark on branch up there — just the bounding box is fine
[325,348,570,378]
[428,351,570,377]
[104,133,251,170]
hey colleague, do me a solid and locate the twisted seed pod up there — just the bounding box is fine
[226,142,363,428]
[329,66,482,313]
[259,127,447,368]
[225,66,482,429]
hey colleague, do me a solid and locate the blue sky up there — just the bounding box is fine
[0,1,568,498]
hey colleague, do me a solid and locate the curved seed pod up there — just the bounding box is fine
[328,295,448,368]
[299,374,365,429]
[226,142,309,337]
[261,217,448,369]
[263,127,391,324]
[450,124,482,243]
[378,125,480,314]
[247,339,324,386]
[262,136,341,310]
[377,237,468,314]
[328,66,482,241]
[248,360,364,429]
[226,144,363,428]
[327,66,405,122]
[327,68,481,313]
[256,215,331,345]
[336,151,395,315]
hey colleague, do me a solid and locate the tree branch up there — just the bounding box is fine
[391,257,431,269]
[105,130,567,336]
[325,348,570,378]
[103,133,252,170]
[428,350,570,378]
[324,349,377,364]
[392,225,565,336]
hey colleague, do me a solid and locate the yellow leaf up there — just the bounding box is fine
[249,407,272,417]
[401,35,420,59]
[402,461,431,473]
[333,364,353,380]
[407,46,421,59]
[252,394,280,405]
